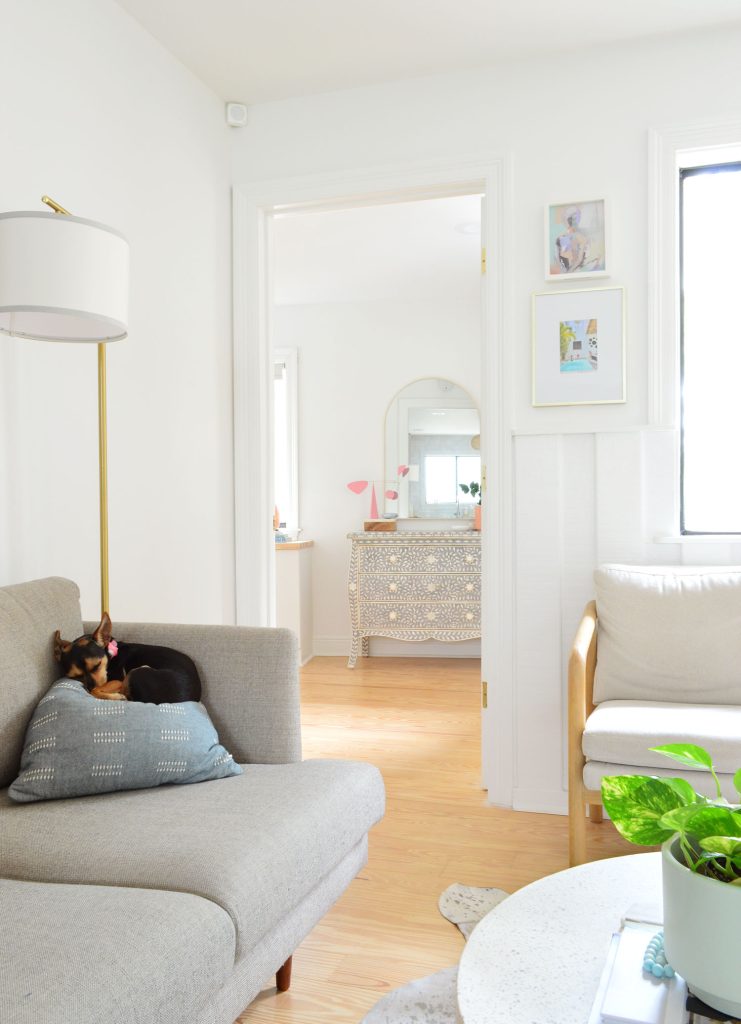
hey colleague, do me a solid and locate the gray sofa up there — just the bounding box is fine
[0,577,385,1023]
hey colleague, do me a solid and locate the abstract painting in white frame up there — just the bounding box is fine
[545,198,607,280]
[532,286,625,407]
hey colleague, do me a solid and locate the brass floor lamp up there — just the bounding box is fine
[0,197,130,615]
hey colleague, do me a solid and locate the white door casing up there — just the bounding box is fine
[232,157,515,805]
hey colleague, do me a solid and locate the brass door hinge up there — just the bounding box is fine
[481,247,487,274]
[481,465,487,495]
[482,680,488,709]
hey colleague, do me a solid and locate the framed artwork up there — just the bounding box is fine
[532,286,625,407]
[546,199,607,279]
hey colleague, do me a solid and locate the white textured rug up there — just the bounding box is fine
[359,884,509,1024]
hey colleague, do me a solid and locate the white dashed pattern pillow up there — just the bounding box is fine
[9,678,242,802]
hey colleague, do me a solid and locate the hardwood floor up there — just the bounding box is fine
[238,656,633,1023]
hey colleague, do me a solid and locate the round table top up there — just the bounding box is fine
[457,853,662,1024]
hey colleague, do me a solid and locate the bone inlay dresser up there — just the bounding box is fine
[346,530,481,667]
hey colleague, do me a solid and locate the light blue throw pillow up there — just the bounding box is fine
[9,678,242,802]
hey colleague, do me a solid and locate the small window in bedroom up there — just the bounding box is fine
[273,349,298,532]
[680,161,741,533]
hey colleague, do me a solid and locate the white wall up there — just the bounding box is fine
[273,296,482,656]
[0,0,233,624]
[232,25,741,811]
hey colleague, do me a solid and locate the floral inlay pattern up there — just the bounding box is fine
[347,531,482,667]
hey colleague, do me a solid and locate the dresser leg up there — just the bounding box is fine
[348,633,359,668]
[361,636,370,657]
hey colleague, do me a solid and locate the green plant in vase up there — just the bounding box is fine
[602,744,741,1015]
[602,744,741,880]
[459,481,481,505]
[459,481,481,528]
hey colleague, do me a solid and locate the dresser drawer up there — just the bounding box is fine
[359,573,481,603]
[358,542,480,574]
[358,602,480,631]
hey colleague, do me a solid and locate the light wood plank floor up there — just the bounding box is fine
[238,656,632,1024]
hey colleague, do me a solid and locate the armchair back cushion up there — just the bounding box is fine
[0,577,84,788]
[594,564,741,706]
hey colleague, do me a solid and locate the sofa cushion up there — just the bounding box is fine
[582,699,741,774]
[9,678,242,802]
[0,577,83,789]
[0,877,235,1024]
[0,758,385,960]
[594,564,741,705]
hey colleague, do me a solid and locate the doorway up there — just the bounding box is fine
[233,160,514,805]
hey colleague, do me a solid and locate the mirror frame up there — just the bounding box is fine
[384,377,480,519]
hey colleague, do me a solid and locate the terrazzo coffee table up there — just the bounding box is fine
[457,852,662,1024]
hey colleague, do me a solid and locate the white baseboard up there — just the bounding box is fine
[313,637,352,657]
[313,636,482,659]
[512,788,568,816]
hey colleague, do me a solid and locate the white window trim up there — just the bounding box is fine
[648,117,741,540]
[274,346,299,532]
[649,116,741,429]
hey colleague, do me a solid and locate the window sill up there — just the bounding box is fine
[654,534,741,544]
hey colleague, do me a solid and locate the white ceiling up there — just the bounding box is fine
[273,194,481,306]
[115,0,741,105]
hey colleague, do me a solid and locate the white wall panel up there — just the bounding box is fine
[513,435,564,810]
[558,434,597,793]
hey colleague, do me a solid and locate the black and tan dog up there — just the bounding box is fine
[53,613,201,704]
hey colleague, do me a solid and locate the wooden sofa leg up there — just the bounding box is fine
[276,956,292,992]
[588,803,603,823]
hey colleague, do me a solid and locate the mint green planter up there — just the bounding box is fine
[662,839,741,1017]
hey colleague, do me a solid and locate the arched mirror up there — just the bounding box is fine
[384,378,480,519]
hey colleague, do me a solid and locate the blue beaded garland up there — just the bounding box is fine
[642,931,675,979]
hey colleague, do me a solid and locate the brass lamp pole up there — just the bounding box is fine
[41,195,111,615]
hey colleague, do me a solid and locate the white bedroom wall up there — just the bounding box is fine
[232,25,741,811]
[273,297,482,656]
[0,0,233,624]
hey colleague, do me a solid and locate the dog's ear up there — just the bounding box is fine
[92,612,113,646]
[53,630,71,663]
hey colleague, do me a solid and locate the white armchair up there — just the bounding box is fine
[568,564,741,865]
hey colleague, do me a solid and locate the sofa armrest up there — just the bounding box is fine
[84,621,301,765]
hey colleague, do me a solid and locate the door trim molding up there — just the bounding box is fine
[232,155,515,804]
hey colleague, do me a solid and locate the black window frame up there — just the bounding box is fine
[679,160,741,535]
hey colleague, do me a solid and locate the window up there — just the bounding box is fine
[680,161,741,533]
[424,455,481,506]
[273,349,298,531]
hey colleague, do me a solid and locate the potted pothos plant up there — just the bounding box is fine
[459,481,481,531]
[602,744,741,1017]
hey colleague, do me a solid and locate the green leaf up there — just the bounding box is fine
[660,804,705,834]
[734,769,741,798]
[679,805,741,842]
[601,776,683,846]
[661,777,700,805]
[650,744,713,773]
[698,836,741,857]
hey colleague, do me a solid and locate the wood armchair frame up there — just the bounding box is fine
[568,600,604,865]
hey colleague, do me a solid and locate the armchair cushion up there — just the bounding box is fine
[584,761,738,804]
[594,565,741,705]
[582,699,741,774]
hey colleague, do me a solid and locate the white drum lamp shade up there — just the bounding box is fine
[0,211,129,343]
